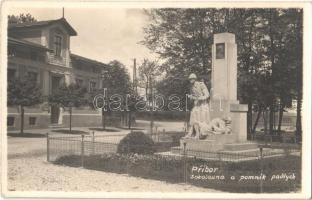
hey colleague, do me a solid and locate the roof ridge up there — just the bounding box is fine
[8,18,77,36]
[70,53,108,66]
[8,18,60,28]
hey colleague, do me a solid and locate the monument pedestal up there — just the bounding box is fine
[230,103,248,142]
[170,33,259,160]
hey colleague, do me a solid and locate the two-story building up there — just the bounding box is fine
[7,17,110,130]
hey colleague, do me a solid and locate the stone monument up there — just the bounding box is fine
[171,33,259,158]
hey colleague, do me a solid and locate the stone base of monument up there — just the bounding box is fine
[170,135,269,161]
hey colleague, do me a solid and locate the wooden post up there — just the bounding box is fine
[20,105,24,134]
[259,147,263,193]
[92,131,95,155]
[46,132,50,162]
[183,142,187,184]
[69,106,72,133]
[81,134,85,167]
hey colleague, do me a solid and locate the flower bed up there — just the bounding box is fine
[54,153,301,193]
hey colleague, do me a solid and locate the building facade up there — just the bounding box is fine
[7,17,110,130]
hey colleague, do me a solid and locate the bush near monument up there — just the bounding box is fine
[55,153,300,193]
[117,131,156,154]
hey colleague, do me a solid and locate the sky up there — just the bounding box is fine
[7,7,157,79]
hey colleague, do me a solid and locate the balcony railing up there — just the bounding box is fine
[46,53,67,66]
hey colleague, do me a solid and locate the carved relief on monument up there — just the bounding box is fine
[215,43,225,59]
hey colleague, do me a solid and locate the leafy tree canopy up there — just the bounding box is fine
[48,83,87,108]
[8,75,42,107]
[8,13,37,24]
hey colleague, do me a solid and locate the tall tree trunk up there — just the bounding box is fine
[296,99,302,142]
[145,77,149,101]
[102,107,106,130]
[69,106,72,133]
[20,105,24,134]
[247,102,253,138]
[263,110,268,135]
[128,111,132,129]
[149,76,154,134]
[268,9,276,136]
[295,9,303,143]
[277,101,284,135]
[269,104,274,135]
[252,108,262,134]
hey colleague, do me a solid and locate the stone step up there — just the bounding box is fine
[48,124,64,129]
[171,146,182,154]
[170,147,262,161]
[204,133,237,143]
[218,148,270,157]
[223,142,259,151]
[180,138,224,152]
[219,148,261,153]
[171,146,220,159]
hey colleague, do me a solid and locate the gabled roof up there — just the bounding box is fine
[8,18,77,36]
[8,37,53,52]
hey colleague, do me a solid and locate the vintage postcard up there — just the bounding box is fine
[1,0,311,199]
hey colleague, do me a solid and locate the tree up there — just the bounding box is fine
[137,59,163,133]
[8,13,37,24]
[142,9,232,112]
[89,60,133,129]
[143,8,303,137]
[8,76,42,134]
[138,59,162,99]
[258,9,302,136]
[232,9,267,137]
[48,84,87,132]
[107,60,132,95]
[107,60,134,129]
[294,10,303,142]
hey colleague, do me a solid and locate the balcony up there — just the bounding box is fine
[46,53,67,67]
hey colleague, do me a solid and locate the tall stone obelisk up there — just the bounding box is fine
[210,33,248,142]
[211,33,237,101]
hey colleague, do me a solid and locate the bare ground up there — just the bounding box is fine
[7,131,219,192]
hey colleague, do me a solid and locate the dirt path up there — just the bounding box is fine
[7,136,219,192]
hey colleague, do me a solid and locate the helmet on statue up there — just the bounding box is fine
[188,73,197,80]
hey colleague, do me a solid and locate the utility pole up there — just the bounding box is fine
[150,75,154,135]
[133,58,137,95]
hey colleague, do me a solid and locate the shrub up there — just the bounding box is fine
[117,131,155,154]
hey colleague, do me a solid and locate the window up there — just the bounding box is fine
[29,117,37,126]
[7,117,15,127]
[8,68,16,79]
[27,71,38,82]
[89,81,96,92]
[8,48,16,57]
[54,35,62,57]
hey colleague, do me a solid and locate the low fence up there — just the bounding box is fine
[250,133,301,144]
[46,132,301,193]
[47,133,123,162]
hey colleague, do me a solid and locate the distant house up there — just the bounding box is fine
[7,17,110,130]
